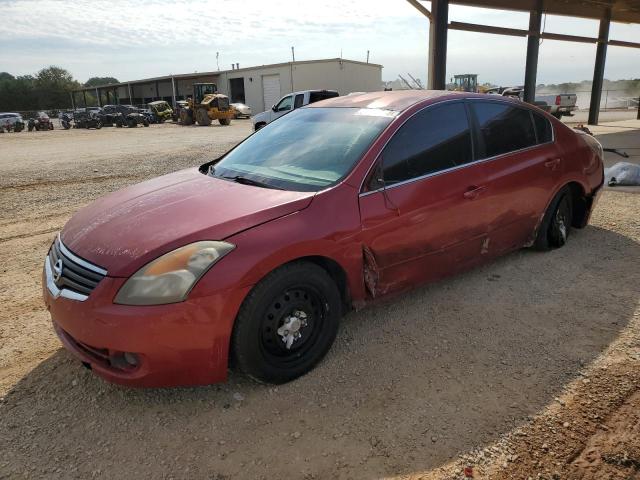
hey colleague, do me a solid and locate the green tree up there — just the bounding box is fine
[85,76,119,87]
[33,66,81,109]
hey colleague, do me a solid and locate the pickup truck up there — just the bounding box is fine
[535,93,578,119]
[485,87,577,119]
[252,89,339,131]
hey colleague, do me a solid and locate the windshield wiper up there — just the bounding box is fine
[221,175,283,190]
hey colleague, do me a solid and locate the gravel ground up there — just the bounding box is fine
[0,122,639,479]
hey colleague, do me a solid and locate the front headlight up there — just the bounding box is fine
[114,241,234,306]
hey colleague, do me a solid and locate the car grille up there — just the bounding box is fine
[47,235,107,300]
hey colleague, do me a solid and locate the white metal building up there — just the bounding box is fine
[76,58,383,115]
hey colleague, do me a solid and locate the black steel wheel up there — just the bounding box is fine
[534,187,573,250]
[231,262,342,384]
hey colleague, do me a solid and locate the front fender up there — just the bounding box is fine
[190,183,366,307]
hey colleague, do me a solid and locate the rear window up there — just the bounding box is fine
[471,102,537,159]
[309,91,339,103]
[533,112,553,143]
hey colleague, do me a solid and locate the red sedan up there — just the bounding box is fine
[43,91,604,387]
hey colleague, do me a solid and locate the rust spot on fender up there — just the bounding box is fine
[362,245,379,298]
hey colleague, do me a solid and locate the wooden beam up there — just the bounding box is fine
[608,39,640,49]
[405,0,432,20]
[449,21,529,37]
[540,32,598,44]
[449,21,640,48]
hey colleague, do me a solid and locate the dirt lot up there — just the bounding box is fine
[1,121,639,480]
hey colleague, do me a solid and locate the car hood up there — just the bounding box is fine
[61,168,315,277]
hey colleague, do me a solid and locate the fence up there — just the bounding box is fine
[538,89,640,111]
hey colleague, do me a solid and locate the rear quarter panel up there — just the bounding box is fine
[552,120,604,195]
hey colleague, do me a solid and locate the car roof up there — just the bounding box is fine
[308,89,501,112]
[148,100,167,105]
[0,112,20,116]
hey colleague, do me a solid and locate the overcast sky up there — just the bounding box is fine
[1,0,638,86]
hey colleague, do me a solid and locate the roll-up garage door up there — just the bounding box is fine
[262,74,281,111]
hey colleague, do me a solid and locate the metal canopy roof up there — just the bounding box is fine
[450,0,640,24]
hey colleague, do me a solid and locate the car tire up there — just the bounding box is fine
[143,119,150,127]
[533,187,573,251]
[231,261,342,384]
[96,121,102,129]
[127,118,137,128]
[218,118,231,126]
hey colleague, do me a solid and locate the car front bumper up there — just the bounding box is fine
[43,267,251,388]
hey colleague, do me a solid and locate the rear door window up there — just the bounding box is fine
[294,94,304,109]
[471,102,537,158]
[380,102,473,186]
[532,112,553,143]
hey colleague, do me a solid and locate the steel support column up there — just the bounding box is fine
[128,83,133,104]
[95,87,101,107]
[588,8,611,125]
[155,80,160,101]
[70,92,75,110]
[523,0,543,104]
[171,76,177,107]
[428,0,448,90]
[82,90,87,107]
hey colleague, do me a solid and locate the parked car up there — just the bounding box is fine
[27,112,54,131]
[138,108,157,124]
[102,105,149,128]
[252,89,339,130]
[73,109,103,129]
[231,102,252,118]
[147,100,173,123]
[0,112,25,132]
[43,90,604,388]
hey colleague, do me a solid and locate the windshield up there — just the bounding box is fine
[209,107,394,192]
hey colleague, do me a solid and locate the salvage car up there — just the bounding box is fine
[0,112,25,132]
[73,109,103,129]
[147,100,173,123]
[43,90,604,388]
[231,102,252,118]
[102,105,149,128]
[27,111,54,131]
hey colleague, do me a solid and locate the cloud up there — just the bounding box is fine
[1,0,638,84]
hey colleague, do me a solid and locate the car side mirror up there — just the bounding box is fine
[272,105,277,112]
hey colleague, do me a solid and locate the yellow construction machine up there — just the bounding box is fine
[179,83,234,126]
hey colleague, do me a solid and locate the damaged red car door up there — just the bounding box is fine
[468,100,563,254]
[358,101,492,296]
